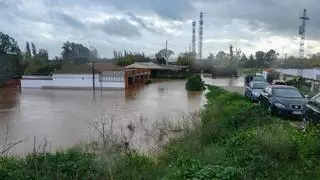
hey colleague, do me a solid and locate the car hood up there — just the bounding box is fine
[273,97,308,107]
[252,89,263,94]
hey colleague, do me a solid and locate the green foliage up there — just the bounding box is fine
[0,32,21,55]
[176,52,195,66]
[185,75,205,91]
[0,148,103,179]
[61,41,91,64]
[155,49,174,64]
[113,50,151,66]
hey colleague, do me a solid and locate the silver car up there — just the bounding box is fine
[244,81,269,102]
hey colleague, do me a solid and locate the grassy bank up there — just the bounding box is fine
[2,86,320,179]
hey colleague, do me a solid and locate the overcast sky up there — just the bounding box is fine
[0,0,319,59]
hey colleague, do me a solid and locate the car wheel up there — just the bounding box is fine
[268,105,277,116]
[301,116,309,133]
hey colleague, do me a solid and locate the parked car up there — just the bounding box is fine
[244,74,267,86]
[244,81,268,102]
[259,85,308,118]
[301,93,320,132]
[272,80,287,86]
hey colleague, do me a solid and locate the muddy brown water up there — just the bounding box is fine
[0,77,243,155]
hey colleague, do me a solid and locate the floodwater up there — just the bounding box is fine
[0,80,206,154]
[0,77,244,154]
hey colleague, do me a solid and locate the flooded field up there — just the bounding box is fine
[0,80,206,154]
[0,77,244,154]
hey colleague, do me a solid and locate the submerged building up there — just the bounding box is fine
[21,63,149,90]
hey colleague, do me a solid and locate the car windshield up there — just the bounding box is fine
[274,81,286,85]
[252,76,265,82]
[252,82,267,89]
[273,88,303,98]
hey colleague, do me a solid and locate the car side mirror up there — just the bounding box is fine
[305,95,309,98]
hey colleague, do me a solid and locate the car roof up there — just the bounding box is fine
[251,81,268,84]
[270,85,296,89]
[273,80,285,82]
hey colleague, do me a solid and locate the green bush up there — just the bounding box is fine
[185,75,205,91]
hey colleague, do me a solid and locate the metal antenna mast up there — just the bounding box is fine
[298,9,309,77]
[198,12,203,60]
[299,9,309,58]
[192,20,196,55]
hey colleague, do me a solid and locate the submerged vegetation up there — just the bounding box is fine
[1,86,320,179]
[185,75,205,91]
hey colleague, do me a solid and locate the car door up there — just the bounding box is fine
[259,86,268,106]
[260,86,270,107]
[306,94,320,123]
[245,82,252,98]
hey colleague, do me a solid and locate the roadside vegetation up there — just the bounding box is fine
[185,75,205,91]
[1,86,320,179]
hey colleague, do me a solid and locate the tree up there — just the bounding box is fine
[61,41,91,64]
[155,49,174,64]
[21,42,32,72]
[264,49,278,67]
[0,32,22,81]
[247,54,255,68]
[31,42,37,56]
[176,52,196,66]
[0,32,21,55]
[239,54,248,68]
[25,42,31,58]
[255,51,265,67]
[216,51,228,66]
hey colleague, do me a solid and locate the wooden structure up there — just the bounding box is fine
[126,62,189,78]
[125,69,150,90]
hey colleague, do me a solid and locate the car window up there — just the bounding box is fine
[273,88,303,98]
[252,76,266,82]
[252,82,267,89]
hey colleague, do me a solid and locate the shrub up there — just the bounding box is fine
[185,75,205,91]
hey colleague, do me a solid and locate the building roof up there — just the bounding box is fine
[126,62,188,71]
[125,62,162,69]
[55,63,124,74]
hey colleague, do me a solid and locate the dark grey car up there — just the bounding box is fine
[244,81,268,102]
[259,85,308,118]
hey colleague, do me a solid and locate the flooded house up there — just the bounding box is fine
[125,62,189,78]
[21,63,149,90]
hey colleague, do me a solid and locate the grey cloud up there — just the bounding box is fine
[50,12,86,29]
[201,0,320,39]
[94,0,193,20]
[94,18,140,38]
[126,12,169,35]
[0,1,8,9]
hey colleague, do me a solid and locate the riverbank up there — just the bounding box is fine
[1,85,320,179]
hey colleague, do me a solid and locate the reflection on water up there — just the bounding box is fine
[0,80,206,154]
[0,78,243,154]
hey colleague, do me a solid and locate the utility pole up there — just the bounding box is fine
[165,40,168,65]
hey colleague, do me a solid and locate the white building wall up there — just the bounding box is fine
[21,74,125,89]
[276,69,320,80]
